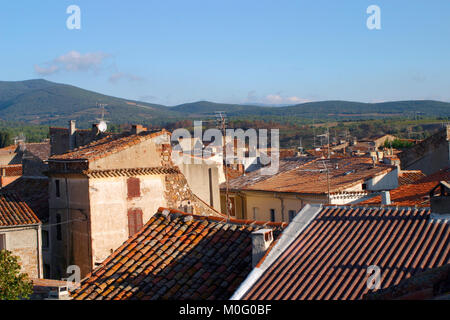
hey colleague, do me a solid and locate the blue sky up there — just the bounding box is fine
[0,0,449,105]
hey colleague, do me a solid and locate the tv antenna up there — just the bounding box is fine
[215,111,231,220]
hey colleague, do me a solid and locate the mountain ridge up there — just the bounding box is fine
[1,79,449,126]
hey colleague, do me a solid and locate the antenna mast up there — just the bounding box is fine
[216,111,230,219]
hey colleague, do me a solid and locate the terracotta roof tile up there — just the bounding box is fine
[3,177,49,222]
[365,264,450,300]
[243,205,450,300]
[231,157,394,194]
[398,170,426,186]
[49,130,169,162]
[360,168,450,207]
[0,191,41,226]
[72,207,286,300]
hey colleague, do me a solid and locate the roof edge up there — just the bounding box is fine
[229,203,323,300]
[156,207,288,228]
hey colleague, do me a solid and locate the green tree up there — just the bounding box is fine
[0,130,12,148]
[0,250,33,300]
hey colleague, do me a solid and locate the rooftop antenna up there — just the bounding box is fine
[215,111,230,220]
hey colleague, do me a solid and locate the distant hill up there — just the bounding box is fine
[0,79,449,126]
[0,79,175,126]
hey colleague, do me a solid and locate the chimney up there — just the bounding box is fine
[91,123,100,135]
[251,229,274,267]
[131,124,145,135]
[68,120,76,150]
[430,181,450,216]
[381,191,391,205]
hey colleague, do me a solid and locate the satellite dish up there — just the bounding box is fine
[98,121,107,132]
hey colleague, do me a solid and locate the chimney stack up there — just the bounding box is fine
[131,124,145,135]
[68,120,76,150]
[251,229,274,267]
[430,181,450,216]
[381,190,391,205]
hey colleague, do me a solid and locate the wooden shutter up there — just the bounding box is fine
[128,208,143,237]
[0,234,6,250]
[127,177,141,199]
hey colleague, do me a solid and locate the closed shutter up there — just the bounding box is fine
[0,234,6,250]
[128,208,143,237]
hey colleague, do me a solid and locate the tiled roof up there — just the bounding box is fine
[72,207,286,300]
[223,157,316,190]
[360,168,450,207]
[243,158,394,194]
[3,177,49,222]
[0,164,22,176]
[22,142,51,161]
[242,205,450,300]
[398,170,426,186]
[49,130,169,162]
[0,191,41,226]
[365,264,450,300]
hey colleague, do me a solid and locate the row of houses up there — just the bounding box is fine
[0,122,449,299]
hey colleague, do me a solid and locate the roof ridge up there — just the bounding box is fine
[157,207,288,228]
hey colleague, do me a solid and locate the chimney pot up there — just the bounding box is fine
[131,124,145,135]
[251,229,273,267]
[381,190,391,205]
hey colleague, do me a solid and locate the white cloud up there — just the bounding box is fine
[264,94,310,105]
[34,51,110,75]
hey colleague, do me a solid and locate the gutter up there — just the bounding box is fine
[230,204,323,300]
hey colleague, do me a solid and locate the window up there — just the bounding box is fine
[289,210,296,222]
[252,207,259,220]
[42,230,49,249]
[0,234,6,250]
[208,168,214,207]
[127,177,141,199]
[128,208,143,237]
[55,180,61,198]
[229,197,236,217]
[56,214,62,240]
[44,264,51,279]
[270,209,276,222]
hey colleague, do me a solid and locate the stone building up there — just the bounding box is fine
[399,125,450,175]
[221,157,398,222]
[0,191,43,278]
[47,127,223,279]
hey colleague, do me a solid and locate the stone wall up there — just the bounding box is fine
[0,226,42,278]
[399,126,450,175]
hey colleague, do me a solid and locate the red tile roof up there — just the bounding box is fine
[71,207,286,300]
[3,177,49,222]
[243,205,450,300]
[360,168,450,207]
[244,158,394,194]
[365,264,450,300]
[398,170,426,186]
[0,191,41,226]
[49,130,169,162]
[223,157,316,190]
[0,164,22,176]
